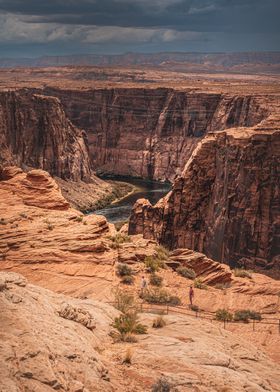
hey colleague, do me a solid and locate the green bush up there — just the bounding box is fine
[117,263,133,277]
[190,304,199,312]
[234,310,262,323]
[149,273,163,287]
[215,309,233,322]
[113,311,147,336]
[194,278,207,290]
[143,288,181,306]
[234,269,252,279]
[121,275,135,285]
[113,288,135,313]
[109,233,131,249]
[152,377,171,392]
[168,295,181,306]
[152,316,166,328]
[144,256,165,273]
[176,266,196,280]
[155,245,169,261]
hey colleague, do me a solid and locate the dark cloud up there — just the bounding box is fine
[0,0,279,56]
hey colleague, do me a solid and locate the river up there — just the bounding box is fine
[93,177,171,224]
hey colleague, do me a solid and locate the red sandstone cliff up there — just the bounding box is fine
[129,129,280,274]
[43,87,268,181]
[0,90,92,181]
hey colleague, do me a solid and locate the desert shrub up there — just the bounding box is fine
[194,278,207,290]
[150,273,163,287]
[144,256,165,273]
[122,348,133,365]
[176,266,196,280]
[168,295,181,306]
[19,212,28,219]
[117,263,133,277]
[0,218,7,225]
[151,377,171,392]
[113,288,135,313]
[113,311,147,337]
[215,309,233,322]
[190,304,199,312]
[121,275,135,285]
[234,269,252,279]
[215,283,232,290]
[47,223,54,231]
[143,288,181,306]
[234,310,262,323]
[152,316,166,328]
[156,245,169,261]
[109,233,131,249]
[74,215,83,222]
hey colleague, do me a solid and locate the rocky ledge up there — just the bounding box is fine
[129,129,280,275]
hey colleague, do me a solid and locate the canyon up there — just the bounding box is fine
[0,66,279,273]
[0,165,280,392]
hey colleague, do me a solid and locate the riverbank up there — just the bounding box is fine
[55,176,135,213]
[93,178,171,224]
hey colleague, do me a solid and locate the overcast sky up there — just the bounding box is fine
[0,0,279,57]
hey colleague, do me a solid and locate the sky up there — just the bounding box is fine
[0,0,279,57]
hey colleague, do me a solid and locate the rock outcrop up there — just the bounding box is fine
[129,129,280,274]
[1,271,280,392]
[44,87,268,181]
[0,89,92,181]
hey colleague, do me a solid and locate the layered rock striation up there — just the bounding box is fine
[129,129,280,273]
[44,87,268,181]
[0,89,92,181]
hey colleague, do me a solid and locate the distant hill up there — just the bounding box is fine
[1,51,280,74]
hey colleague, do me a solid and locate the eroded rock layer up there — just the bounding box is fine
[129,129,280,273]
[0,90,92,181]
[43,87,268,180]
[2,271,280,392]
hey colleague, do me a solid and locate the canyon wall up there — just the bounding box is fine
[129,130,280,273]
[44,87,267,181]
[0,90,92,181]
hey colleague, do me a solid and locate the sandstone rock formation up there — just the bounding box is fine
[0,167,157,300]
[1,271,280,392]
[129,129,280,274]
[45,86,268,181]
[0,90,92,181]
[0,167,280,367]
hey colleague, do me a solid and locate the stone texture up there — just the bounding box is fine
[44,87,268,181]
[0,90,92,181]
[1,271,280,392]
[129,129,280,274]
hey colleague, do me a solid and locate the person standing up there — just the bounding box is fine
[140,276,147,297]
[189,285,194,306]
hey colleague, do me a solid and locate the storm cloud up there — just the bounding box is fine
[0,0,279,56]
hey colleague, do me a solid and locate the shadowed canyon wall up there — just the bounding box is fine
[129,130,280,273]
[0,90,92,181]
[44,87,267,181]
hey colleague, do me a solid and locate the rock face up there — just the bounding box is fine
[129,129,280,273]
[0,90,92,181]
[44,87,268,180]
[0,166,157,300]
